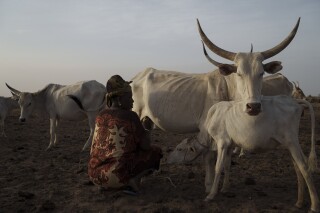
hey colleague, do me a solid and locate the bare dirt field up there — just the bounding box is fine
[1,102,320,213]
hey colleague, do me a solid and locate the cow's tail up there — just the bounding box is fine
[296,99,317,173]
[67,95,106,112]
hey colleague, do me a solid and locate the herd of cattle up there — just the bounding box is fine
[1,18,319,212]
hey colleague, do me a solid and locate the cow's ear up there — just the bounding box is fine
[263,61,282,74]
[218,64,237,76]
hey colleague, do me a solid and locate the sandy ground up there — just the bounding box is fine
[1,102,320,213]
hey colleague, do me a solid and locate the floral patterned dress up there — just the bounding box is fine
[88,108,162,188]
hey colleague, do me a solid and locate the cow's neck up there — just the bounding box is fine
[32,84,54,115]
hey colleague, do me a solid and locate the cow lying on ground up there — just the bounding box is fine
[6,81,106,151]
[0,94,19,137]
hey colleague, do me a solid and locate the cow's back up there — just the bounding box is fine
[49,80,105,120]
[224,73,294,101]
[261,73,293,96]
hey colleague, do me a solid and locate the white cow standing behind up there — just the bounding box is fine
[6,80,106,151]
[0,94,19,137]
[262,73,305,99]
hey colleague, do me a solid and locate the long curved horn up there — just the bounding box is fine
[202,41,223,67]
[250,43,253,53]
[261,17,300,60]
[197,19,236,61]
[5,83,21,95]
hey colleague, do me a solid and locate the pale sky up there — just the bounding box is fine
[0,0,319,96]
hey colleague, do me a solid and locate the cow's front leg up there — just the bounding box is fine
[204,150,215,193]
[47,118,57,150]
[292,158,305,209]
[53,119,59,146]
[221,148,232,193]
[205,140,228,201]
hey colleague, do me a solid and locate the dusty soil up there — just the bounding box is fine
[1,103,320,213]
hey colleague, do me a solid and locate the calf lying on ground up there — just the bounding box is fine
[168,96,319,212]
[0,94,19,137]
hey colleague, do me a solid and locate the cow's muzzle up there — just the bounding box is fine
[246,103,261,116]
[19,118,26,122]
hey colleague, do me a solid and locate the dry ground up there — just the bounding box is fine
[1,103,320,213]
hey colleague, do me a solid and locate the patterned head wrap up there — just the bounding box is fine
[106,75,132,107]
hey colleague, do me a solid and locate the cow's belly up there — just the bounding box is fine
[230,132,280,152]
[226,117,281,152]
[56,108,87,121]
[152,116,199,133]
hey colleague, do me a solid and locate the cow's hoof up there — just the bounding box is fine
[205,188,211,194]
[204,196,213,202]
[220,186,230,193]
[308,209,319,213]
[46,146,53,151]
[295,201,303,209]
[239,154,245,158]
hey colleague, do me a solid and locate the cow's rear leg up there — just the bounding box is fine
[288,143,319,212]
[82,134,93,152]
[82,113,96,151]
[292,158,305,208]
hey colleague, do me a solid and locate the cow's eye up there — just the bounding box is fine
[27,103,31,107]
[259,72,264,77]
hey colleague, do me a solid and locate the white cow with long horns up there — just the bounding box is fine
[6,80,106,151]
[168,17,319,212]
[132,17,305,190]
